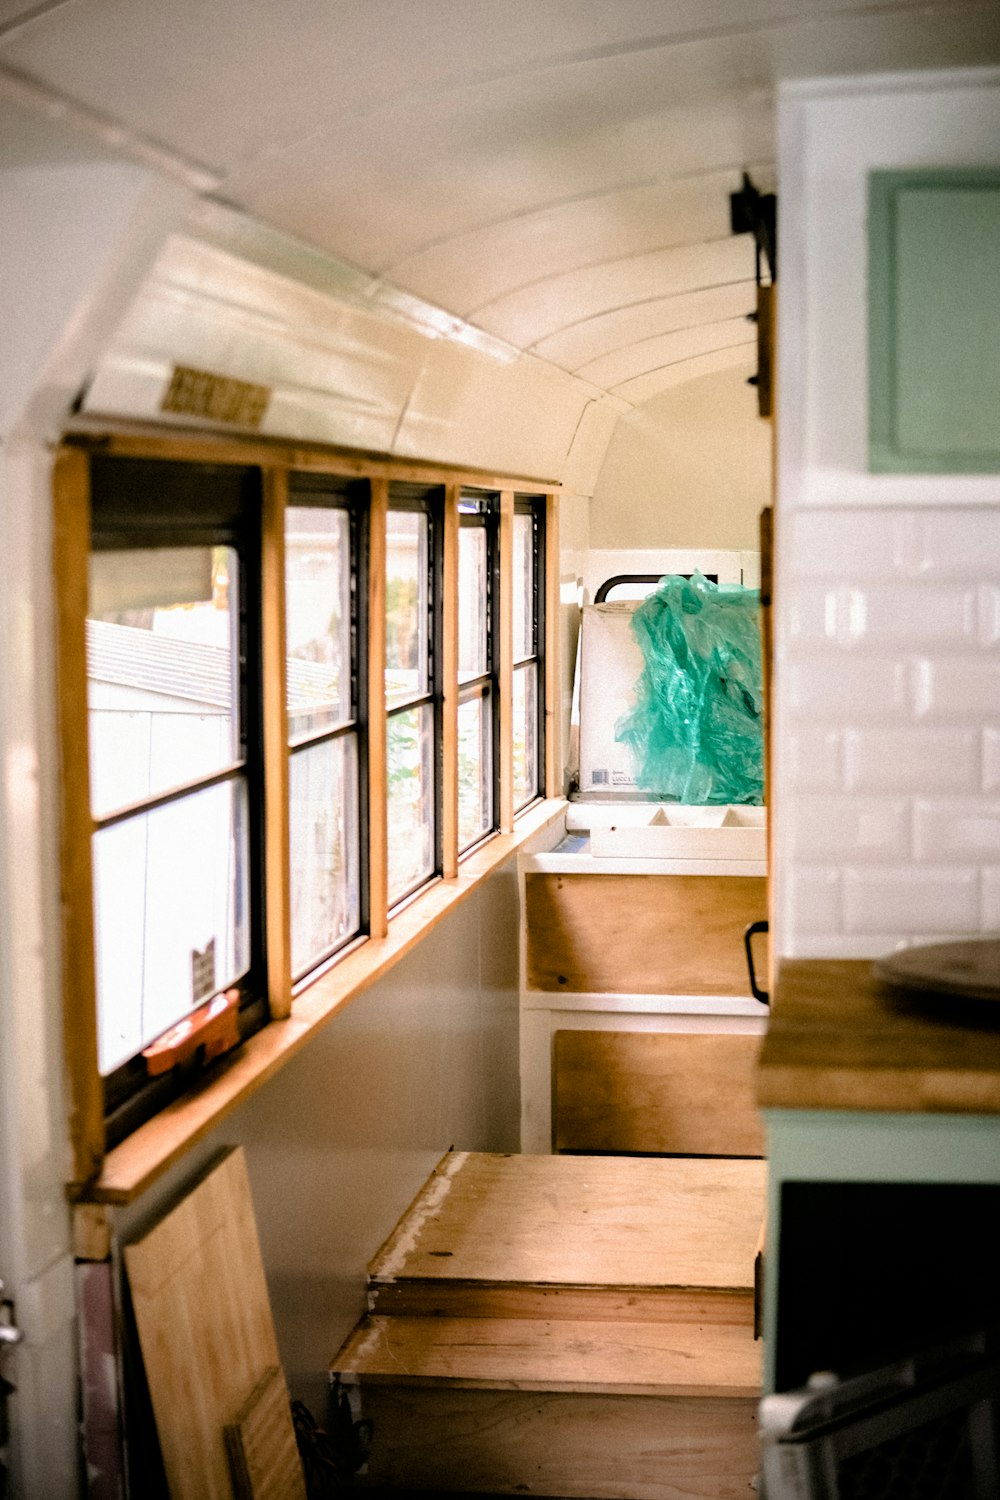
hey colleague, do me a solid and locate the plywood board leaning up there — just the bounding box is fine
[553,1030,766,1156]
[124,1147,287,1500]
[225,1366,305,1500]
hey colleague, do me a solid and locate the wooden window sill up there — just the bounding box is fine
[72,799,566,1206]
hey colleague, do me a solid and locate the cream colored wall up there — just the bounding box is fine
[113,864,525,1453]
[588,362,771,551]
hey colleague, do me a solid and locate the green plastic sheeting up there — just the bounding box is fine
[615,571,764,804]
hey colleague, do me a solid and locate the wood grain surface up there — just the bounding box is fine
[354,1385,758,1498]
[336,1312,761,1397]
[124,1148,284,1500]
[524,872,767,995]
[554,1030,765,1156]
[759,958,1000,1113]
[367,1151,765,1294]
[225,1366,305,1500]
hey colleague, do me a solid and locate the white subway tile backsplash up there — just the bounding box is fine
[790,795,910,860]
[788,512,912,578]
[780,500,1000,953]
[788,583,978,648]
[785,728,843,790]
[785,656,909,720]
[788,510,1000,582]
[918,512,1000,579]
[914,799,1000,862]
[985,729,1000,792]
[914,658,1000,721]
[787,866,842,932]
[980,586,1000,646]
[862,586,978,646]
[983,868,1000,930]
[843,867,980,934]
[844,728,979,793]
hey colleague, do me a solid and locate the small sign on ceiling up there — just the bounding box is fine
[161,364,272,429]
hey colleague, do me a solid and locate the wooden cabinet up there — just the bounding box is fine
[519,846,769,1154]
[869,168,1000,472]
[758,960,1000,1393]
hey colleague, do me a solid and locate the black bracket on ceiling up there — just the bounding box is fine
[730,172,777,285]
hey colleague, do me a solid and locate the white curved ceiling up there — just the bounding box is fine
[2,0,999,410]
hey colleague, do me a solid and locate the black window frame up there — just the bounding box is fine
[457,489,501,854]
[285,472,370,986]
[89,456,269,1148]
[513,495,546,813]
[385,482,443,907]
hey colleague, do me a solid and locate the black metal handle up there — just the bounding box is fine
[744,919,770,1006]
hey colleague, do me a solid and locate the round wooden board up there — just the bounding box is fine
[873,940,1000,1005]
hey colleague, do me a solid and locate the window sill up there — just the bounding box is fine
[73,798,566,1205]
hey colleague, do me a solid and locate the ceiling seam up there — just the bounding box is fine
[527,279,758,354]
[573,314,759,379]
[0,61,220,191]
[464,234,753,321]
[609,341,757,396]
[378,159,775,280]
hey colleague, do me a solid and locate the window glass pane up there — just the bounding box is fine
[285,507,352,738]
[386,510,429,707]
[458,524,488,683]
[513,662,538,809]
[458,690,492,850]
[386,703,434,903]
[289,735,360,978]
[93,779,249,1074]
[513,513,534,661]
[88,547,238,819]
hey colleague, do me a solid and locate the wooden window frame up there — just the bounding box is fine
[54,432,560,1195]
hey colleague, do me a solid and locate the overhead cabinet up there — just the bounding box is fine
[869,167,1000,472]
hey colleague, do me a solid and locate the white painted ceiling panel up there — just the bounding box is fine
[612,344,758,405]
[582,316,756,391]
[4,0,1000,474]
[393,341,589,480]
[534,281,759,372]
[385,167,767,315]
[474,236,756,348]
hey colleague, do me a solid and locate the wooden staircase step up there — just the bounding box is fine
[370,1280,754,1325]
[337,1151,766,1496]
[347,1386,759,1499]
[335,1314,761,1398]
[367,1152,765,1320]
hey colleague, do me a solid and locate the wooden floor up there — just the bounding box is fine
[333,1151,766,1498]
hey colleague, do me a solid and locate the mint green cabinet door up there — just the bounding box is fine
[869,168,1000,472]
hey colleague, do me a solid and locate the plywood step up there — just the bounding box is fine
[367,1151,765,1324]
[334,1316,760,1498]
[336,1313,761,1398]
[333,1152,765,1496]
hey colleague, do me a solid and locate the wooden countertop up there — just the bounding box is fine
[757,959,1000,1115]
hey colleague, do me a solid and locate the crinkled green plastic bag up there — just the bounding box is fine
[615,571,763,804]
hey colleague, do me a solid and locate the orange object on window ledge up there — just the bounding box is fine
[142,988,241,1077]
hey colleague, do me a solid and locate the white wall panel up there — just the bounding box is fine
[393,341,587,479]
[774,69,1000,957]
[112,866,528,1426]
